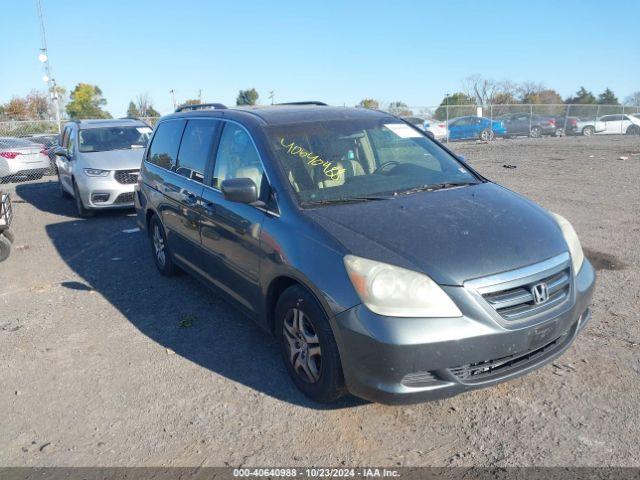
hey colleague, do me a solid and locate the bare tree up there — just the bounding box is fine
[462,75,501,105]
[624,91,640,107]
[517,81,546,103]
[136,93,152,117]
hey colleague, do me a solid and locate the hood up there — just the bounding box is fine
[77,148,145,170]
[305,183,567,286]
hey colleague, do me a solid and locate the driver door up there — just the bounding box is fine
[56,126,74,193]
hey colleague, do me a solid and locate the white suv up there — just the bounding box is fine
[54,119,152,217]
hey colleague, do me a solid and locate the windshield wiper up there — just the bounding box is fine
[302,195,394,206]
[395,182,476,196]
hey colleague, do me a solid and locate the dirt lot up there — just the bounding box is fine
[1,135,639,467]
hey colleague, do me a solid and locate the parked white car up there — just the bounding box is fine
[0,137,50,182]
[577,114,640,136]
[423,118,448,140]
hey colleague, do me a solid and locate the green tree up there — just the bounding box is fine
[66,83,111,119]
[597,88,619,105]
[565,87,596,105]
[357,98,379,109]
[236,88,259,106]
[434,92,475,120]
[127,101,140,117]
[145,106,160,117]
[523,89,563,104]
[387,101,412,116]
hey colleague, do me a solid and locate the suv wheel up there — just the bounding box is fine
[73,181,94,217]
[276,285,345,403]
[149,215,177,276]
[530,126,542,138]
[582,126,595,136]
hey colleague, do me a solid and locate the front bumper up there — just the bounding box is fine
[76,172,136,209]
[332,259,595,404]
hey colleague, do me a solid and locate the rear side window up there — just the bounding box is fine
[147,120,186,170]
[175,119,218,183]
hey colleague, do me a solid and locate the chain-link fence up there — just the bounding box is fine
[385,104,640,142]
[2,105,640,188]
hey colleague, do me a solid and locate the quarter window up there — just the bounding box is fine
[176,120,218,183]
[213,123,264,193]
[147,120,186,170]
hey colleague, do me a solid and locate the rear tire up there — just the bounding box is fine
[530,126,542,138]
[626,125,640,135]
[582,126,595,136]
[0,235,11,262]
[149,215,178,276]
[73,180,94,218]
[276,285,346,403]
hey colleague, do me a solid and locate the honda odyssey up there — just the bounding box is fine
[134,102,595,404]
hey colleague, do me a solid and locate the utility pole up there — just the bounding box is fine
[269,91,274,105]
[35,0,61,132]
[170,90,176,110]
[197,89,202,104]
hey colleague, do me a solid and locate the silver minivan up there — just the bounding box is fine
[54,119,152,217]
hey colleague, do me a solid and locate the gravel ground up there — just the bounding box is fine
[0,135,639,467]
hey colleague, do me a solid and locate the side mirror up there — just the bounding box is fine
[53,147,70,159]
[221,178,258,204]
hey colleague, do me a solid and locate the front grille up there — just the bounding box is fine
[114,169,139,184]
[450,329,571,383]
[483,268,571,320]
[113,192,135,205]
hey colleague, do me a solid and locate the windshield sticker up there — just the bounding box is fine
[280,138,346,181]
[383,123,422,138]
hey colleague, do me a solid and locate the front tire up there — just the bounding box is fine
[276,285,345,403]
[73,181,94,217]
[479,128,495,141]
[59,174,71,198]
[582,126,595,136]
[626,125,640,135]
[149,215,178,276]
[530,126,542,138]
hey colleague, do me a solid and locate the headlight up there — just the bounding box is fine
[344,255,462,318]
[550,212,584,275]
[84,168,110,177]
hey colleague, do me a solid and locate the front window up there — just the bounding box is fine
[266,119,479,205]
[79,126,152,153]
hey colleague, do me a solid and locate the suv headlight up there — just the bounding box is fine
[550,212,584,275]
[84,168,110,177]
[344,255,462,318]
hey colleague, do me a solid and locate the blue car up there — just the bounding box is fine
[448,116,506,141]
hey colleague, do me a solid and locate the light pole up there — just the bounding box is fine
[269,91,275,105]
[445,93,450,143]
[35,0,61,132]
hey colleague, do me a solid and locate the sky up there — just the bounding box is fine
[3,0,639,117]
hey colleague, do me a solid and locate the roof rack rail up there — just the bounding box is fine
[276,101,328,106]
[175,103,228,113]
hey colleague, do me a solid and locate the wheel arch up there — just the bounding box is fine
[265,275,332,336]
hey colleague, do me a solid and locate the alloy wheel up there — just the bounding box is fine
[152,223,166,267]
[282,308,322,383]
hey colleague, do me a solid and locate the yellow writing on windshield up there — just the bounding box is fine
[280,138,346,181]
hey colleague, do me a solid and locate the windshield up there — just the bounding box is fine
[266,119,479,205]
[79,126,152,153]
